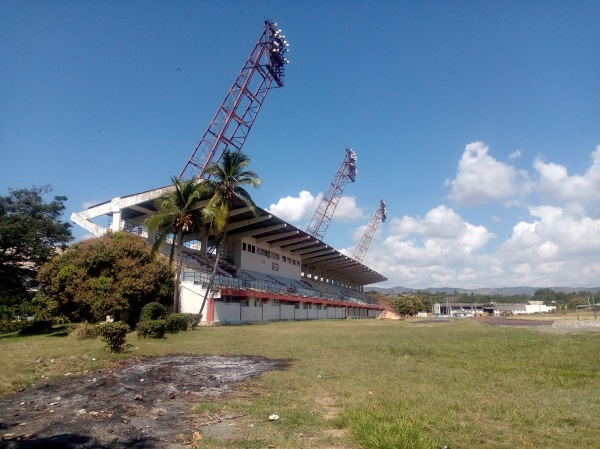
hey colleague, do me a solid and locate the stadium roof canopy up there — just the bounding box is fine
[72,184,388,286]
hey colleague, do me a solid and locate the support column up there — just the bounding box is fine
[201,232,209,255]
[111,210,122,232]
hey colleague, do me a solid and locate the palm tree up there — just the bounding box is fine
[198,150,261,317]
[146,177,209,312]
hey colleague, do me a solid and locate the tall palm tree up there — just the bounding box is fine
[198,150,261,317]
[146,177,209,312]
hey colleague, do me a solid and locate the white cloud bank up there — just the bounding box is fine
[365,202,600,288]
[534,145,600,217]
[445,141,532,206]
[364,206,496,287]
[268,191,364,225]
[367,144,600,288]
[268,190,319,224]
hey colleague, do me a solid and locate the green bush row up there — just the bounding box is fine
[0,320,28,335]
[136,319,167,339]
[137,313,201,339]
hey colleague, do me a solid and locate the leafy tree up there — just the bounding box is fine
[36,231,174,324]
[533,288,557,304]
[145,177,209,312]
[567,296,591,309]
[0,185,73,311]
[393,294,430,317]
[199,150,261,317]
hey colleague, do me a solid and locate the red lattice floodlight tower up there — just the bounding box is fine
[352,200,387,263]
[179,20,289,180]
[305,149,358,241]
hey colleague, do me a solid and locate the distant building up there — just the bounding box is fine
[434,301,556,317]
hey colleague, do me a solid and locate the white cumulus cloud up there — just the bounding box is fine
[364,201,600,288]
[508,149,522,160]
[364,205,495,288]
[332,196,365,221]
[534,145,600,216]
[360,144,600,288]
[488,205,600,286]
[267,191,320,224]
[268,192,363,225]
[445,141,532,206]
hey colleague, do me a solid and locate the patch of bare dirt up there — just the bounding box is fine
[473,316,554,327]
[0,355,288,448]
[414,319,452,324]
[474,316,600,333]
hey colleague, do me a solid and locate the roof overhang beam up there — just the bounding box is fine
[284,239,320,252]
[256,229,298,244]
[231,223,287,240]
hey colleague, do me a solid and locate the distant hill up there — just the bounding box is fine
[365,286,600,296]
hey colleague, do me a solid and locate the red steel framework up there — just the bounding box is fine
[352,200,387,263]
[305,149,357,241]
[179,20,289,180]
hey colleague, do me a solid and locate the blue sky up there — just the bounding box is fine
[1,1,599,288]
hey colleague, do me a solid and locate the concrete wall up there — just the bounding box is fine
[180,281,379,324]
[239,238,301,280]
[241,301,263,321]
[214,303,241,323]
[281,304,295,320]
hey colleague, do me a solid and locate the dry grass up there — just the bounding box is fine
[2,318,600,448]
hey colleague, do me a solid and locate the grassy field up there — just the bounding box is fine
[1,318,599,448]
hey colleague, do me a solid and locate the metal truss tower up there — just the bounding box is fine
[352,200,387,263]
[179,20,289,180]
[305,149,357,241]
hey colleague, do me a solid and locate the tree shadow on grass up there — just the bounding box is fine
[0,324,70,339]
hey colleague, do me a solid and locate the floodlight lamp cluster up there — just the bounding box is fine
[346,148,358,182]
[266,21,290,79]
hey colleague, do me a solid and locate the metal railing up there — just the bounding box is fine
[181,269,377,306]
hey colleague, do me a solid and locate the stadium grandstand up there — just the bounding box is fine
[70,20,388,323]
[71,186,387,324]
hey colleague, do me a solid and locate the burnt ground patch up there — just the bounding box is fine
[0,355,289,448]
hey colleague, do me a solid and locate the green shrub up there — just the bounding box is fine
[166,313,189,333]
[0,305,16,322]
[52,315,71,326]
[68,321,98,340]
[139,302,167,322]
[136,320,166,339]
[97,321,130,352]
[0,320,27,335]
[184,313,201,329]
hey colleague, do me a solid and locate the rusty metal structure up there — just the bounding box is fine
[305,149,357,241]
[352,200,387,263]
[179,20,289,180]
